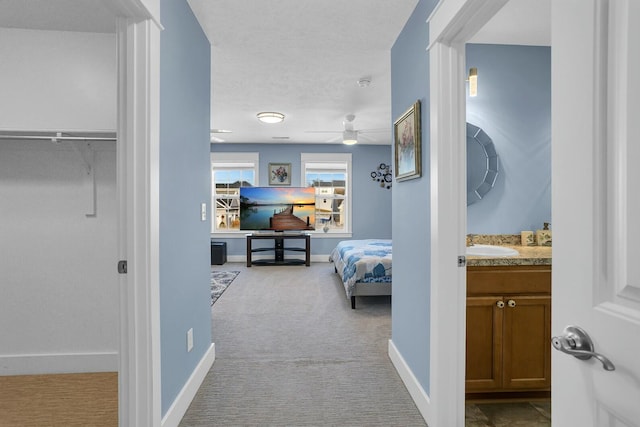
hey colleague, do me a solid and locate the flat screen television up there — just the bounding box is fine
[239,187,315,231]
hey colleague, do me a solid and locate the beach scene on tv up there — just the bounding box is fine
[239,187,316,231]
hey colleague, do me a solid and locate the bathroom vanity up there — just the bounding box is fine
[465,245,552,399]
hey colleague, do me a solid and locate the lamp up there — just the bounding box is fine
[468,67,478,97]
[256,112,285,123]
[342,130,358,145]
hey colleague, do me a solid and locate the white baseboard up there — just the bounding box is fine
[161,343,215,427]
[0,351,118,375]
[388,339,432,426]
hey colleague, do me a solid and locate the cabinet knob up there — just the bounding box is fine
[496,300,505,308]
[507,299,516,308]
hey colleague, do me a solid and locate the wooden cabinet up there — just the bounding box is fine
[466,265,551,395]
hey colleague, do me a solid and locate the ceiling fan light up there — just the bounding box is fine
[342,130,358,145]
[256,111,285,123]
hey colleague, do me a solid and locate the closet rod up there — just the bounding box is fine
[0,135,116,142]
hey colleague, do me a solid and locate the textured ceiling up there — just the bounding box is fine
[188,0,420,145]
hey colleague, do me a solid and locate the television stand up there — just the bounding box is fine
[246,233,311,267]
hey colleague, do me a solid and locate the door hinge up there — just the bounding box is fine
[118,260,128,274]
[458,255,466,267]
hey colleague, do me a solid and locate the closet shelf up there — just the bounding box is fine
[0,130,116,142]
[0,130,116,218]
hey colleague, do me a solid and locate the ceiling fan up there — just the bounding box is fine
[306,114,386,145]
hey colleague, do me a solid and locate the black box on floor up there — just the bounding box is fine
[210,241,227,265]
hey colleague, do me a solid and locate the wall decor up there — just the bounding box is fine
[268,162,291,185]
[371,162,392,189]
[394,100,421,181]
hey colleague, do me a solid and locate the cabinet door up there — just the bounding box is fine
[502,295,551,390]
[465,296,504,391]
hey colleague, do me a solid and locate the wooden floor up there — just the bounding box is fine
[0,372,118,427]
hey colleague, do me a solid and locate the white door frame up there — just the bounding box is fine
[112,2,162,425]
[426,1,509,425]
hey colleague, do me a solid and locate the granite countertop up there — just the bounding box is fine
[466,245,552,267]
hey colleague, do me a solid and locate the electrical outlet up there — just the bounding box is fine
[201,203,207,221]
[187,328,194,352]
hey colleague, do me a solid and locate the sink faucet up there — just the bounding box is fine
[467,234,476,246]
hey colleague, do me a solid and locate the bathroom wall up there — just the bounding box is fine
[466,44,551,234]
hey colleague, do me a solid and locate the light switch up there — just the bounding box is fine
[201,203,207,221]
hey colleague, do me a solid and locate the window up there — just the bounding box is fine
[301,153,352,235]
[211,152,259,233]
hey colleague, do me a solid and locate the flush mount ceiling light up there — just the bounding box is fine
[357,77,371,88]
[256,112,285,124]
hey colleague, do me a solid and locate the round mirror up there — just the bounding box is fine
[467,122,499,205]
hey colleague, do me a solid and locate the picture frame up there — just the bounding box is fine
[268,162,291,185]
[394,100,421,181]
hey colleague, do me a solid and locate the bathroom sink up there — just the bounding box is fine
[466,244,519,257]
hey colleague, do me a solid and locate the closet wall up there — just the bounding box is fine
[0,28,118,374]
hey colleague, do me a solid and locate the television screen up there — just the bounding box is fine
[239,187,315,231]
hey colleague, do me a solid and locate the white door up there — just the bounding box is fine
[552,1,640,425]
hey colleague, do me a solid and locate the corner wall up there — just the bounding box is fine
[390,0,438,394]
[159,0,212,416]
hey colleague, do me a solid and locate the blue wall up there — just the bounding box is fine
[159,0,212,416]
[211,143,392,256]
[390,0,437,394]
[466,44,551,234]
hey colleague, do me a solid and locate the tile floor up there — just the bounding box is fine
[465,401,551,427]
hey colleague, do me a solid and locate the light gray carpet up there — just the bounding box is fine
[180,263,427,427]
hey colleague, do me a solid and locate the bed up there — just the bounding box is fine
[329,239,392,309]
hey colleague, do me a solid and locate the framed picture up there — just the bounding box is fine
[268,162,291,185]
[394,100,421,181]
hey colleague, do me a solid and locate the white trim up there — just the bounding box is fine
[211,152,259,234]
[427,0,508,49]
[427,39,467,427]
[0,352,118,376]
[226,255,246,263]
[117,15,162,427]
[210,151,260,167]
[161,344,215,427]
[388,340,432,425]
[301,152,352,234]
[425,1,507,425]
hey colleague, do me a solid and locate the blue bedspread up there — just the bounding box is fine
[329,239,392,298]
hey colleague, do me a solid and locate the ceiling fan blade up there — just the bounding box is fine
[304,130,342,134]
